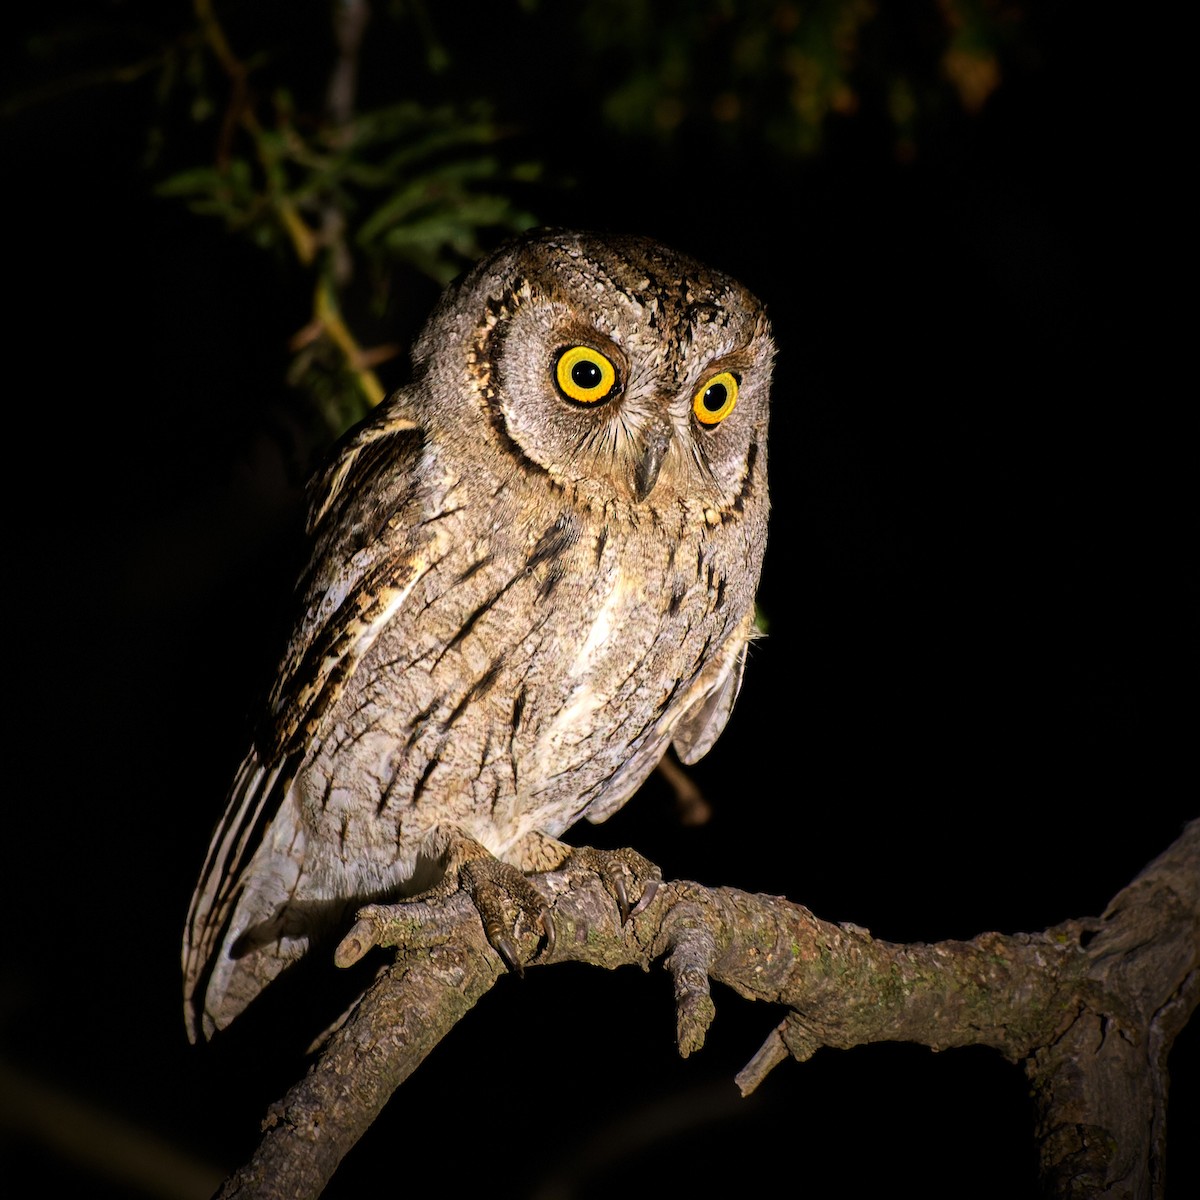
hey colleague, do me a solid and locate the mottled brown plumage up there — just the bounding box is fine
[182,229,773,1040]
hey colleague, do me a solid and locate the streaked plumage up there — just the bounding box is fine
[183,228,773,1040]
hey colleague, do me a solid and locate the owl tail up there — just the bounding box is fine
[182,751,310,1041]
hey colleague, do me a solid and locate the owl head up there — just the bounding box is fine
[409,228,773,522]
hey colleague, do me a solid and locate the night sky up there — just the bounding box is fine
[4,5,1194,1197]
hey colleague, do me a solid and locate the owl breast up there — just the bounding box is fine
[296,480,757,899]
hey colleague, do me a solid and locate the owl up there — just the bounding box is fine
[182,228,774,1041]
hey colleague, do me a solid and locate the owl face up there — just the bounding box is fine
[415,230,773,516]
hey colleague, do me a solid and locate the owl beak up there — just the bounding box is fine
[633,427,671,502]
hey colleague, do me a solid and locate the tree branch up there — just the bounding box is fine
[218,818,1198,1200]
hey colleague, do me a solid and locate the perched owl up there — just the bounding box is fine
[183,228,774,1041]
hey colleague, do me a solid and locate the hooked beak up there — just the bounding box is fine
[633,426,672,502]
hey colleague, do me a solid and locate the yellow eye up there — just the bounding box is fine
[555,346,617,404]
[692,371,739,425]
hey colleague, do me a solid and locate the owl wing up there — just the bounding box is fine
[582,607,757,826]
[267,404,426,752]
[669,625,751,765]
[182,400,431,1040]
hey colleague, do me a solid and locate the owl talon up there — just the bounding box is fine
[538,906,557,957]
[627,876,659,921]
[612,873,631,923]
[493,931,525,977]
[566,846,663,927]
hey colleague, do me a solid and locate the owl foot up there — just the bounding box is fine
[458,853,555,975]
[563,846,662,925]
[336,833,555,975]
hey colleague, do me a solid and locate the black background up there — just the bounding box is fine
[3,4,1194,1197]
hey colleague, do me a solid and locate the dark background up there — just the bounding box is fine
[3,4,1194,1197]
